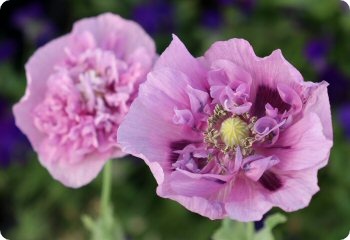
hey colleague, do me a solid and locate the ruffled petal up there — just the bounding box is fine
[262,113,332,171]
[173,108,194,127]
[208,59,252,90]
[38,143,124,187]
[154,34,208,90]
[168,170,230,197]
[72,13,155,57]
[262,167,320,212]
[224,177,273,221]
[14,13,157,188]
[204,39,258,74]
[138,68,198,121]
[277,83,302,115]
[204,39,304,101]
[13,35,70,152]
[303,81,333,141]
[118,99,194,183]
[157,186,226,220]
[156,169,234,219]
[242,155,279,181]
[118,69,202,183]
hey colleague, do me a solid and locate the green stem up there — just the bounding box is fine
[82,160,124,240]
[245,222,254,240]
[101,160,112,214]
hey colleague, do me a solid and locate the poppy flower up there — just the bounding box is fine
[13,13,156,187]
[118,35,333,221]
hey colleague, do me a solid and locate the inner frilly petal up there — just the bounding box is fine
[33,42,146,159]
[242,155,280,182]
[209,59,252,89]
[173,108,194,127]
[208,60,252,111]
[277,83,302,115]
[253,116,286,145]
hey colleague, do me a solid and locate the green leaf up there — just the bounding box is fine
[253,213,287,240]
[212,213,286,240]
[82,204,124,240]
[212,219,254,240]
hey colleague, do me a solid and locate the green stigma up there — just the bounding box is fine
[220,117,249,148]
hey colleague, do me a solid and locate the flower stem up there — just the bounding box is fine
[101,160,112,214]
[245,222,254,240]
[82,160,124,240]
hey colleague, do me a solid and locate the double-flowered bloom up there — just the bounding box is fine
[118,35,333,221]
[13,13,156,187]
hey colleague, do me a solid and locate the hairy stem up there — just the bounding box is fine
[101,160,112,214]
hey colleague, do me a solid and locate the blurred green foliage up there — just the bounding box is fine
[1,0,350,239]
[213,213,286,240]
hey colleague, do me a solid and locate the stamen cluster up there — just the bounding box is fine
[204,104,258,156]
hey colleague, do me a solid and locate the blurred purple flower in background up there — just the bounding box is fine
[0,39,17,62]
[320,66,350,106]
[304,38,350,106]
[218,0,232,5]
[0,100,29,168]
[11,3,57,47]
[201,9,223,29]
[132,1,174,35]
[338,105,350,139]
[304,38,331,71]
[218,0,256,14]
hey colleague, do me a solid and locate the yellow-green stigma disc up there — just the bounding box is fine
[220,117,249,148]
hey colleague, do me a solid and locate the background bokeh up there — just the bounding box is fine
[1,0,350,239]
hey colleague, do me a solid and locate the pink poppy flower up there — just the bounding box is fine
[13,13,156,188]
[118,35,333,221]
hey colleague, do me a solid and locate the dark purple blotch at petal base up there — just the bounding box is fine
[259,170,282,191]
[252,85,291,117]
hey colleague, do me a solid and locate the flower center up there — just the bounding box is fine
[220,117,249,148]
[204,105,257,155]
